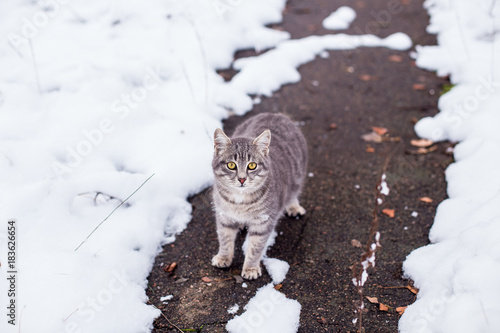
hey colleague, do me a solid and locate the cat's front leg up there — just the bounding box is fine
[241,230,272,280]
[212,216,239,268]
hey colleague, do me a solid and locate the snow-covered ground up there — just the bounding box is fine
[0,1,415,333]
[400,0,500,332]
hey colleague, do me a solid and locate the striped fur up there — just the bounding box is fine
[211,113,308,280]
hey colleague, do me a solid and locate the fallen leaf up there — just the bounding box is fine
[201,276,212,283]
[388,54,403,62]
[419,197,433,203]
[164,262,177,273]
[274,284,283,290]
[412,83,426,91]
[365,147,375,153]
[175,278,189,284]
[407,145,438,155]
[351,239,363,248]
[366,296,378,304]
[356,1,366,9]
[382,209,395,218]
[329,123,338,130]
[359,74,377,81]
[371,126,388,135]
[411,139,434,148]
[307,24,317,32]
[379,303,389,311]
[233,275,244,284]
[396,306,407,315]
[361,132,383,143]
[406,285,419,294]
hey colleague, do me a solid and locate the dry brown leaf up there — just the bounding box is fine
[396,306,408,315]
[359,74,377,81]
[366,296,378,304]
[412,83,426,91]
[388,54,403,62]
[372,126,388,135]
[406,285,419,294]
[407,145,438,155]
[201,276,212,283]
[165,262,177,273]
[419,197,433,203]
[366,147,375,153]
[274,284,283,290]
[351,239,363,248]
[411,139,434,148]
[418,145,438,154]
[382,208,395,218]
[329,123,338,130]
[379,303,389,311]
[361,132,383,143]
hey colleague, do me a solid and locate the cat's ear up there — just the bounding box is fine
[253,129,271,156]
[214,128,231,155]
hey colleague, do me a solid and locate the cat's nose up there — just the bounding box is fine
[238,178,246,184]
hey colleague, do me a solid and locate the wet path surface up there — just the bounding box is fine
[147,1,451,332]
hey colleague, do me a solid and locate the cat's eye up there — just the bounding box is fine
[248,162,257,170]
[227,162,236,170]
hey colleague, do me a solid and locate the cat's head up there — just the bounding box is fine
[212,128,271,190]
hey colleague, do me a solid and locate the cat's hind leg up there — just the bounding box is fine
[285,197,306,218]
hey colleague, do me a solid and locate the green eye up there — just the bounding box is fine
[227,162,236,170]
[248,162,257,170]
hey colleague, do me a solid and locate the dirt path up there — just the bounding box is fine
[146,1,451,332]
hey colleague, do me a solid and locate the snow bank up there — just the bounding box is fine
[400,1,500,332]
[0,1,288,332]
[0,2,413,333]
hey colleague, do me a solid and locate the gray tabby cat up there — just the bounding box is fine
[211,113,308,280]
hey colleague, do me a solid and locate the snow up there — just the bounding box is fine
[322,6,357,30]
[0,2,414,333]
[226,284,301,333]
[160,295,173,304]
[400,0,500,332]
[263,258,290,284]
[379,173,390,196]
[227,304,239,315]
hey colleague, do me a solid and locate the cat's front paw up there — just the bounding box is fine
[212,255,232,268]
[241,266,262,280]
[285,203,306,218]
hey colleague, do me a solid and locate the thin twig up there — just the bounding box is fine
[352,153,392,332]
[182,14,209,108]
[152,304,184,333]
[28,39,42,94]
[489,0,497,83]
[453,1,470,61]
[74,173,155,251]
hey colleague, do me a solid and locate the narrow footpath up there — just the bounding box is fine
[147,1,451,332]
